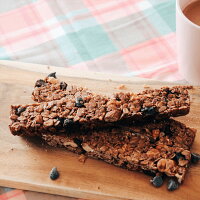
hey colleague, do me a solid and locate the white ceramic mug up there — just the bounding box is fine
[176,0,200,85]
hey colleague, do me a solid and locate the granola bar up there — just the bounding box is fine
[41,119,196,183]
[10,83,190,136]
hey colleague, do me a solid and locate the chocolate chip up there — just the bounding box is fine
[167,179,179,191]
[143,170,156,177]
[150,176,163,187]
[163,125,172,137]
[49,167,59,180]
[60,81,67,90]
[174,152,184,162]
[16,107,26,115]
[149,137,155,144]
[75,97,85,108]
[63,118,74,127]
[48,72,57,78]
[141,107,156,116]
[56,117,64,126]
[35,79,46,87]
[73,138,82,146]
[191,153,200,164]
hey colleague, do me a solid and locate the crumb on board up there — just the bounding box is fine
[47,66,50,70]
[23,90,26,93]
[143,84,151,89]
[78,154,87,163]
[117,84,127,90]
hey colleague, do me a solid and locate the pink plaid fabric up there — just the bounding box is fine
[0,0,181,82]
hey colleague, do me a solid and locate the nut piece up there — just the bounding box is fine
[82,143,94,152]
[178,159,188,166]
[158,106,167,112]
[10,114,18,120]
[146,148,160,159]
[44,119,54,127]
[104,110,121,122]
[157,159,177,175]
[47,77,59,84]
[63,141,78,148]
[35,115,43,124]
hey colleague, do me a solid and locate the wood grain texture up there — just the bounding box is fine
[0,64,199,200]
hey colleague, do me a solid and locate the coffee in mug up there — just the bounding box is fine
[176,0,200,84]
[183,1,200,26]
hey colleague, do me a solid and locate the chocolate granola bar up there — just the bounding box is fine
[32,74,191,110]
[41,119,196,183]
[10,83,190,136]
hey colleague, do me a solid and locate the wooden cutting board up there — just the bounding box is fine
[0,62,200,200]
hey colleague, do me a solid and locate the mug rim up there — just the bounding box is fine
[176,0,200,29]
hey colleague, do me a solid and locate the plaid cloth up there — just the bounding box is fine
[0,0,181,82]
[0,0,180,199]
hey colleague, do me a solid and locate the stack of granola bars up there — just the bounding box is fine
[9,73,199,191]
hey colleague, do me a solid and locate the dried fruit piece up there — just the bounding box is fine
[49,167,59,180]
[167,179,179,191]
[191,153,200,164]
[35,79,46,87]
[60,81,67,90]
[150,176,163,187]
[104,110,121,122]
[48,72,57,78]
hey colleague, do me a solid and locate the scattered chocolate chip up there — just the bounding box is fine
[75,97,85,108]
[150,176,163,187]
[143,170,156,177]
[63,118,74,127]
[16,107,26,115]
[60,81,67,90]
[73,138,82,146]
[191,153,200,164]
[48,72,57,78]
[49,167,59,180]
[35,79,46,87]
[167,179,179,191]
[141,107,156,116]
